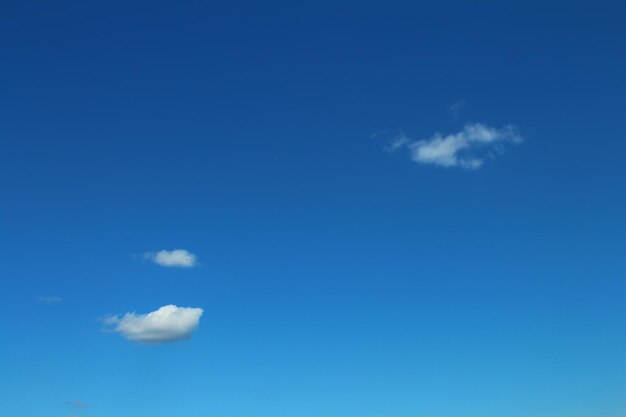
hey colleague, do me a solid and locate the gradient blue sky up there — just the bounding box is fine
[1,1,625,416]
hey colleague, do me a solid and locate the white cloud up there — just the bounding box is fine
[387,123,522,169]
[144,249,198,268]
[104,305,203,343]
[448,100,466,118]
[66,400,87,409]
[385,132,410,152]
[37,295,62,304]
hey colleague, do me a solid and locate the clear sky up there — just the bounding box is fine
[1,1,625,416]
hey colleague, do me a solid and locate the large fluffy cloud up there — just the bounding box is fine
[144,249,198,268]
[105,305,203,343]
[388,123,522,169]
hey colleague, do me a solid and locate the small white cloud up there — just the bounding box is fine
[387,123,522,169]
[144,249,198,268]
[448,100,466,118]
[66,400,87,409]
[385,132,411,152]
[104,305,204,343]
[37,295,62,304]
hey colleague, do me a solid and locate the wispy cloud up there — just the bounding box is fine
[67,400,87,409]
[104,305,204,343]
[386,123,522,169]
[144,249,198,268]
[448,100,466,119]
[385,132,411,152]
[37,295,62,304]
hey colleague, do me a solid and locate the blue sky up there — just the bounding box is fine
[1,1,625,416]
